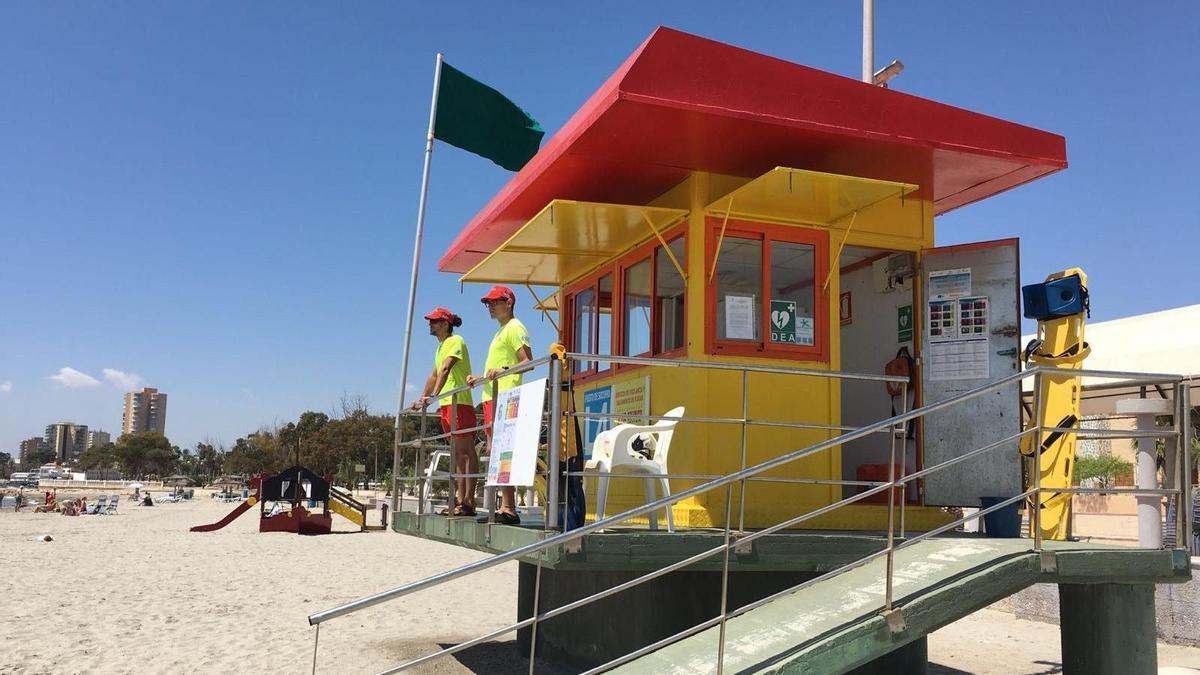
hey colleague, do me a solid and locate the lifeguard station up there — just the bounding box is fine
[310,28,1193,674]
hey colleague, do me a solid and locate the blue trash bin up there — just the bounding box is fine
[980,496,1021,538]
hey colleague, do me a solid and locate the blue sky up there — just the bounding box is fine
[2,2,1197,455]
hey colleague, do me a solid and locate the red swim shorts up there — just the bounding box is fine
[439,404,477,438]
[482,400,496,440]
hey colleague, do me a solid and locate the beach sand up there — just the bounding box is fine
[2,496,1198,674]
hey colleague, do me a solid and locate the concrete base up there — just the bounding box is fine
[516,562,817,670]
[1060,583,1157,675]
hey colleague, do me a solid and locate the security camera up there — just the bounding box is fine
[873,60,904,87]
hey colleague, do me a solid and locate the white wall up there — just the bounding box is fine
[839,261,917,499]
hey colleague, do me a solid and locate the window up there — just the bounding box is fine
[565,229,687,379]
[656,237,686,353]
[707,219,828,360]
[623,259,651,357]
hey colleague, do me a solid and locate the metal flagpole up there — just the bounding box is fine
[391,52,445,517]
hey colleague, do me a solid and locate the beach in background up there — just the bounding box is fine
[2,496,1198,674]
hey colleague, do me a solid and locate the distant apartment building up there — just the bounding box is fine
[122,387,168,436]
[19,437,46,464]
[44,422,88,463]
[86,430,112,449]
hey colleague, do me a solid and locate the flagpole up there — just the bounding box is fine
[391,52,444,517]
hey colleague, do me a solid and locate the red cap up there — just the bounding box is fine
[480,285,516,306]
[423,307,456,322]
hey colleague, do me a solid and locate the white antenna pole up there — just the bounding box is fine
[862,0,874,83]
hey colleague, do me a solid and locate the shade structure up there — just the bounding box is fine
[440,27,1066,275]
[707,167,919,227]
[459,200,688,287]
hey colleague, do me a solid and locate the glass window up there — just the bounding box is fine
[597,274,613,370]
[623,260,651,356]
[768,241,816,346]
[715,237,762,341]
[573,286,595,373]
[655,238,686,353]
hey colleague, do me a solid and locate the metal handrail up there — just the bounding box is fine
[564,351,911,383]
[340,359,1191,675]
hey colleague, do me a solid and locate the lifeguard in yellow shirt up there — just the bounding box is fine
[468,286,532,525]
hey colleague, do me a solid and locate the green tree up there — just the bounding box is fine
[0,452,14,478]
[79,443,117,471]
[1073,454,1134,488]
[19,446,56,471]
[114,432,177,479]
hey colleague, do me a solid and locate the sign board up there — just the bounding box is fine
[839,291,853,325]
[354,464,366,473]
[769,299,796,343]
[897,304,913,343]
[582,378,650,458]
[485,377,547,487]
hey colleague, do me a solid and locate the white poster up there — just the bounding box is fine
[486,377,547,487]
[928,268,972,300]
[795,316,814,346]
[724,294,756,340]
[927,339,990,381]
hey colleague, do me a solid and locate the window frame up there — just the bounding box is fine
[563,225,687,382]
[704,217,830,362]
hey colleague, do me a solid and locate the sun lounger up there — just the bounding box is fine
[90,495,108,515]
[105,495,119,514]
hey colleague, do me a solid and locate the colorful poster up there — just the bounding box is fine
[485,377,546,487]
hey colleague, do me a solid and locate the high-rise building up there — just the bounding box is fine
[19,437,46,464]
[86,430,112,449]
[44,422,88,463]
[122,387,168,436]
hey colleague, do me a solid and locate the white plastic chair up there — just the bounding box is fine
[585,406,684,532]
[421,450,452,512]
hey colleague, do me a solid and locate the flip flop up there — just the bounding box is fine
[495,510,521,526]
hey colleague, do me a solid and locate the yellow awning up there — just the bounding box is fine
[706,167,918,225]
[459,200,689,287]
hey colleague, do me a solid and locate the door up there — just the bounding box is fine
[919,239,1021,506]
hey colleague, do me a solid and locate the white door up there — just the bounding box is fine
[919,239,1022,506]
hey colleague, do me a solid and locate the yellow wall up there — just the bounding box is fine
[572,171,951,530]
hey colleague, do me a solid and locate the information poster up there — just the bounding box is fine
[928,268,972,300]
[581,385,612,460]
[927,340,990,381]
[582,378,650,459]
[485,377,547,487]
[725,294,757,340]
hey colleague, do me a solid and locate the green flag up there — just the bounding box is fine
[434,62,544,171]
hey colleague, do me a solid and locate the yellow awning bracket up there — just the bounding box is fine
[707,195,735,284]
[822,210,858,292]
[641,211,687,283]
[458,200,689,287]
[524,283,560,333]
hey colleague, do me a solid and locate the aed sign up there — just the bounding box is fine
[897,304,913,343]
[770,300,797,343]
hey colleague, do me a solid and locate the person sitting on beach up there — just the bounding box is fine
[61,500,78,516]
[142,493,154,507]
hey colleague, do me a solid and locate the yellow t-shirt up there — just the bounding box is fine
[483,318,531,401]
[435,334,473,407]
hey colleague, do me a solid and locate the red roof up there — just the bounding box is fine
[440,27,1067,274]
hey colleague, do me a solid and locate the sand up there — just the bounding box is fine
[2,496,1198,674]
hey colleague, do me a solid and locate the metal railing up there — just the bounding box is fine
[315,355,1191,675]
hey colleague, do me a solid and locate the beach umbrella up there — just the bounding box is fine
[128,482,145,489]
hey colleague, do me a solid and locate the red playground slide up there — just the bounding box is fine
[190,496,258,532]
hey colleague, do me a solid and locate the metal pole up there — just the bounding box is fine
[716,484,734,675]
[391,52,444,517]
[898,381,908,539]
[416,413,428,515]
[738,369,749,534]
[527,549,545,675]
[1180,384,1193,551]
[862,0,874,83]
[311,624,320,675]
[1032,371,1044,549]
[884,409,896,610]
[547,355,563,529]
